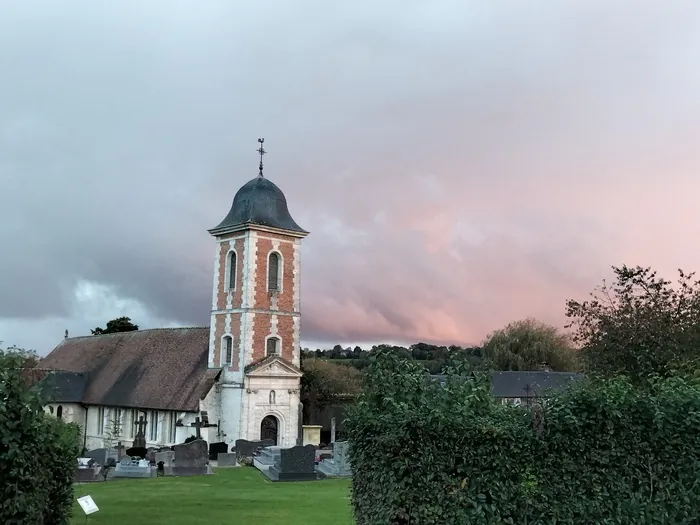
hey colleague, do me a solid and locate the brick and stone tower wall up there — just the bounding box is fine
[206,171,308,382]
[208,229,303,376]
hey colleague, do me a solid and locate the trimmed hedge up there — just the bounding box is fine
[0,357,80,525]
[346,352,700,524]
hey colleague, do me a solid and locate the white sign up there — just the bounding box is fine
[77,495,99,515]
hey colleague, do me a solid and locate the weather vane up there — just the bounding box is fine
[257,138,266,177]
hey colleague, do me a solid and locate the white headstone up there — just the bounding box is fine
[77,495,99,515]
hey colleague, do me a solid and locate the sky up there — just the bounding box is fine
[2,1,700,355]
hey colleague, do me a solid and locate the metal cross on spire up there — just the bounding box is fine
[257,138,266,177]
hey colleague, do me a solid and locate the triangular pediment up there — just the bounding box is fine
[245,355,303,378]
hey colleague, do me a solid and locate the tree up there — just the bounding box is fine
[566,265,700,383]
[0,353,80,523]
[103,414,122,450]
[0,344,38,369]
[300,358,362,424]
[91,316,139,335]
[482,318,579,371]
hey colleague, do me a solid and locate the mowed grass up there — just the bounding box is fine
[71,467,353,525]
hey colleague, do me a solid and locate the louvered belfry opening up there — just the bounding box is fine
[268,252,279,291]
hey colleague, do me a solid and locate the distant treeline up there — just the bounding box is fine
[301,343,483,374]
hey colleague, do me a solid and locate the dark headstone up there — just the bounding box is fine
[84,448,110,465]
[209,441,228,460]
[172,438,209,476]
[264,444,318,482]
[157,461,165,477]
[234,439,274,464]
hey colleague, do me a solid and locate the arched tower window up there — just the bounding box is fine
[268,252,280,292]
[56,405,63,419]
[223,336,233,366]
[227,251,237,291]
[266,337,280,357]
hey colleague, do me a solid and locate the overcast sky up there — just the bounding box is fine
[2,1,700,354]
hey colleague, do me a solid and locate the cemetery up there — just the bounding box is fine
[70,467,352,524]
[66,408,355,523]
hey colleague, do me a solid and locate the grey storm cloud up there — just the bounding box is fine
[2,0,700,353]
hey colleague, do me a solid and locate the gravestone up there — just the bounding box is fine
[330,417,336,444]
[113,456,152,478]
[253,446,281,473]
[155,450,174,474]
[146,447,158,464]
[264,444,318,482]
[155,450,174,466]
[75,458,100,482]
[84,448,115,466]
[317,440,352,478]
[209,441,228,460]
[126,416,148,458]
[234,439,274,464]
[217,453,239,467]
[172,438,209,476]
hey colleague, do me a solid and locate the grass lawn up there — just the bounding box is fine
[71,467,353,524]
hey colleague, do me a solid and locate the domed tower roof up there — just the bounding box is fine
[209,175,307,236]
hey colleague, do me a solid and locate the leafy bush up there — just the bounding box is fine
[0,353,80,525]
[346,351,700,524]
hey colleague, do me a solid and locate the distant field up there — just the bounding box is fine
[71,467,353,525]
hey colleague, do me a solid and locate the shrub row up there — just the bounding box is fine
[346,352,700,525]
[0,357,80,525]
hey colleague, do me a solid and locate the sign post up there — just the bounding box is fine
[77,495,99,523]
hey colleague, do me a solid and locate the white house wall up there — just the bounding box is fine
[45,404,199,451]
[219,384,244,445]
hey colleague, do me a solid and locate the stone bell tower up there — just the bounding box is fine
[207,139,308,447]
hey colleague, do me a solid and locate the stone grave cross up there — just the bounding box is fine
[133,416,147,448]
[193,417,202,440]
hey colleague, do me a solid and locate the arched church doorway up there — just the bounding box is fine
[260,415,279,445]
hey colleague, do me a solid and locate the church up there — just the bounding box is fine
[40,140,308,452]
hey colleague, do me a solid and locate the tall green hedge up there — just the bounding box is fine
[346,352,700,524]
[0,357,80,525]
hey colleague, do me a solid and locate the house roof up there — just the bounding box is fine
[430,371,583,398]
[490,371,582,398]
[39,327,219,412]
[37,371,88,403]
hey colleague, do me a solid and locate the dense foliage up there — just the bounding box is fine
[567,265,700,383]
[301,358,363,423]
[91,315,139,335]
[303,343,484,374]
[481,317,579,371]
[0,352,80,525]
[0,344,38,369]
[346,351,700,525]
